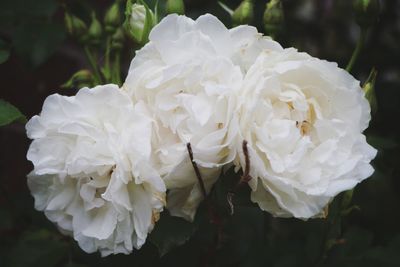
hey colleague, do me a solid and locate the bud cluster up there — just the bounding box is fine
[219,0,284,39]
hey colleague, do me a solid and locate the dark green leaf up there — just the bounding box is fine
[367,135,398,150]
[149,210,198,257]
[0,0,59,33]
[5,229,68,267]
[0,99,26,126]
[216,206,265,266]
[12,21,65,67]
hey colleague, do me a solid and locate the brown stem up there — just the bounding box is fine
[186,143,207,199]
[186,143,224,265]
[241,140,251,184]
[227,140,252,215]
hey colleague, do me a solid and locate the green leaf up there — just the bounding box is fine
[0,0,58,30]
[0,99,26,126]
[0,0,62,67]
[216,206,265,266]
[323,227,375,267]
[154,0,160,23]
[149,210,198,257]
[5,229,68,267]
[12,21,65,67]
[367,135,398,150]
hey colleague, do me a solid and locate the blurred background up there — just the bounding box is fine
[0,0,400,266]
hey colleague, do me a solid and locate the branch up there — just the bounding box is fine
[240,140,251,184]
[186,143,207,199]
[227,140,252,215]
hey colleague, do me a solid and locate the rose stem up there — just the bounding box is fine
[227,140,252,215]
[186,143,207,198]
[83,46,102,84]
[241,140,251,183]
[186,142,224,260]
[346,28,367,73]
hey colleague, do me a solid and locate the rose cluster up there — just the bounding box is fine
[26,14,377,256]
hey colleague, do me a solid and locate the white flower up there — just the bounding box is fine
[235,48,377,219]
[26,84,166,256]
[123,14,282,221]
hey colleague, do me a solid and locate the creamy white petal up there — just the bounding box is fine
[26,84,166,255]
[124,14,263,221]
[236,48,377,219]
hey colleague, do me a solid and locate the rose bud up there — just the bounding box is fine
[263,0,284,38]
[353,0,380,29]
[232,0,254,26]
[64,13,87,43]
[104,1,121,34]
[166,0,185,15]
[88,12,103,45]
[124,0,156,45]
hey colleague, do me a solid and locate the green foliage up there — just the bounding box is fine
[363,68,378,114]
[0,39,10,64]
[353,0,381,28]
[166,0,185,15]
[232,0,254,26]
[124,0,157,45]
[64,13,88,42]
[5,229,68,267]
[149,210,198,256]
[0,0,65,67]
[88,12,103,45]
[104,1,122,33]
[61,69,95,89]
[0,99,26,126]
[263,0,284,38]
[12,22,65,67]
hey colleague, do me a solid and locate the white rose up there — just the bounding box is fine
[123,14,282,221]
[235,48,377,219]
[26,84,166,256]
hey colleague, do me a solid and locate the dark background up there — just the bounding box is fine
[0,0,400,266]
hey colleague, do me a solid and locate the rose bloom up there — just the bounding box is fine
[26,84,165,256]
[235,48,377,218]
[123,14,282,221]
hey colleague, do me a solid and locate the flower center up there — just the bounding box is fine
[287,99,316,136]
[95,187,106,199]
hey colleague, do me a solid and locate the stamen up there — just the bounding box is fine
[297,120,312,136]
